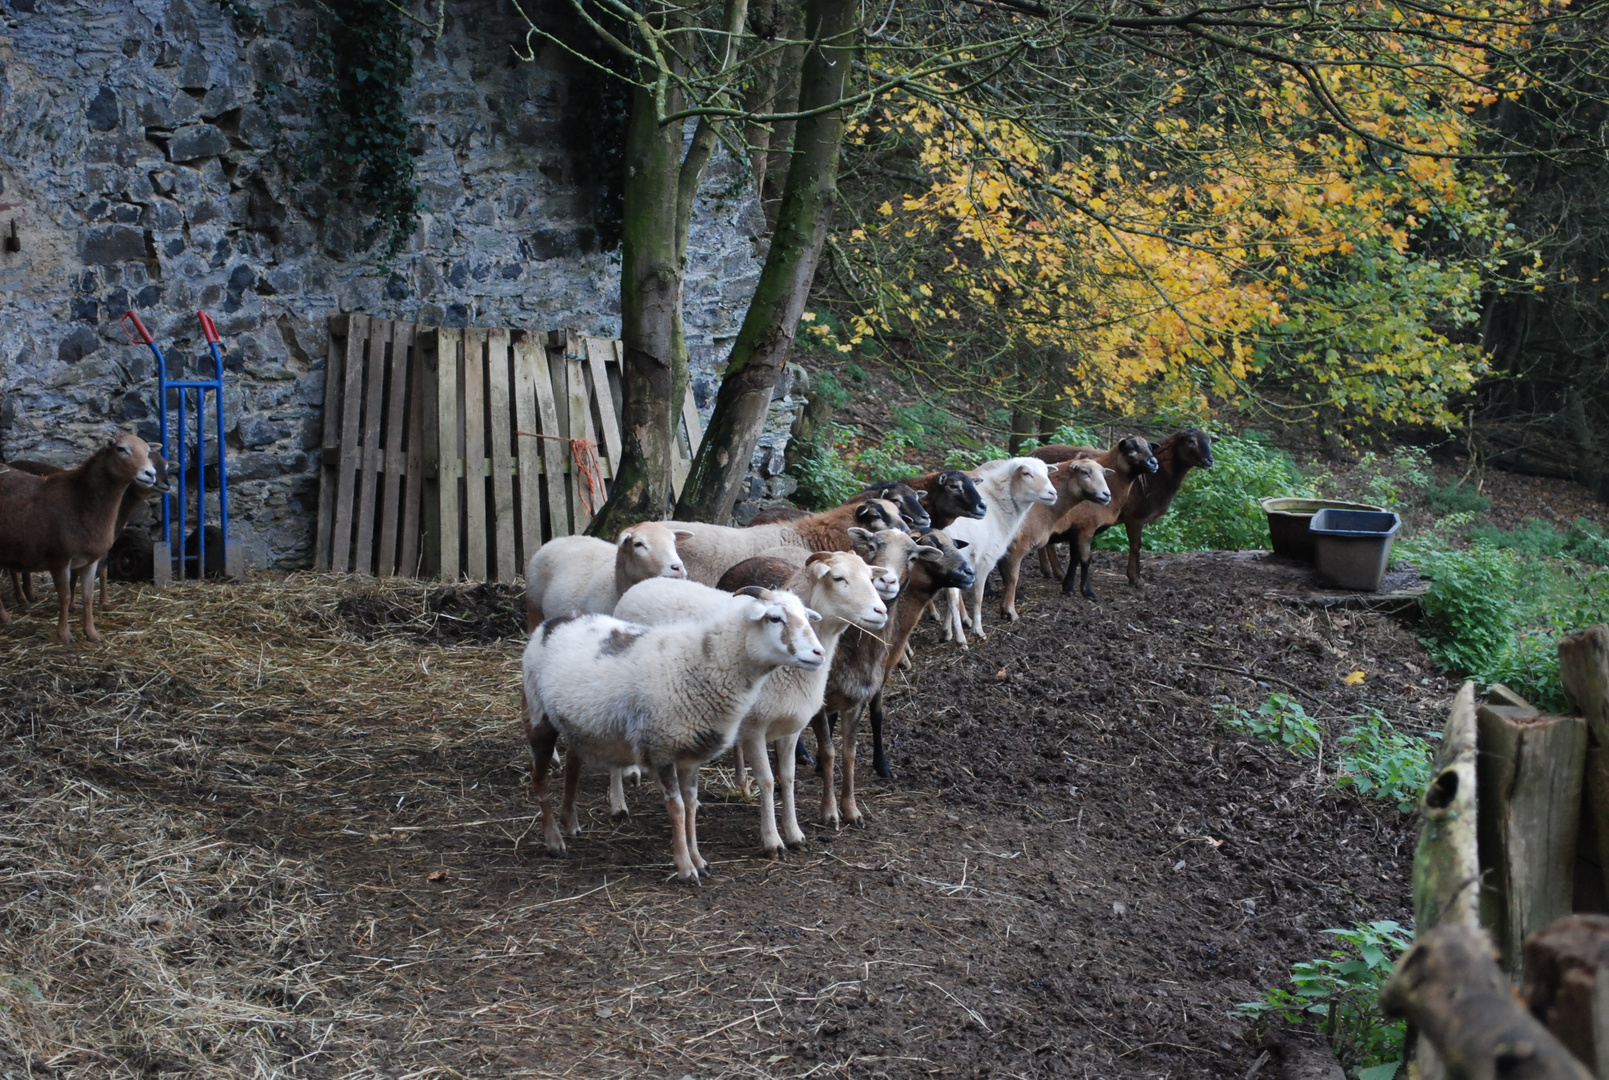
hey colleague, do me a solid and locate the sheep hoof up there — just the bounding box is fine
[673,871,701,886]
[762,844,786,860]
[1003,609,1019,623]
[874,762,894,780]
[1082,589,1098,602]
[846,812,866,828]
[784,836,808,851]
[544,842,568,858]
[610,808,630,820]
[822,812,841,830]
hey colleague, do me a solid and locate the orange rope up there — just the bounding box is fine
[515,431,606,514]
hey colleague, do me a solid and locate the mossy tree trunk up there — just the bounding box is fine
[674,0,856,524]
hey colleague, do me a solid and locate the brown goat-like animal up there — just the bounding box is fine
[0,435,159,642]
[1029,435,1157,600]
[1100,428,1214,586]
[996,456,1115,621]
[891,470,988,531]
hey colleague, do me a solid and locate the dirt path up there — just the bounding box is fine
[0,554,1449,1079]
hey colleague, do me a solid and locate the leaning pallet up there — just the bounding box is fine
[314,316,703,581]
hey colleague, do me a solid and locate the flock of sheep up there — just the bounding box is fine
[520,429,1214,882]
[0,423,1214,885]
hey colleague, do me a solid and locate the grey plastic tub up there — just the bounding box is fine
[1309,508,1403,591]
[1261,497,1386,562]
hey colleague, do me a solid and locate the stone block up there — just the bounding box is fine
[86,85,120,131]
[58,325,103,365]
[236,415,290,448]
[80,224,148,264]
[168,125,230,162]
[200,85,239,119]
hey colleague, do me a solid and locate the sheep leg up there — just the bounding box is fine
[0,577,8,625]
[734,740,752,798]
[560,750,583,836]
[869,690,894,779]
[680,763,709,875]
[98,564,109,609]
[49,566,73,644]
[7,571,23,610]
[968,582,988,642]
[746,728,785,857]
[1000,548,1024,622]
[78,559,101,642]
[656,762,699,883]
[840,705,867,827]
[526,714,566,856]
[777,732,808,849]
[607,768,631,819]
[1126,521,1143,586]
[813,710,840,828]
[525,599,541,635]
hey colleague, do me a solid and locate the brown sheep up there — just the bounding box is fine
[1029,435,1157,600]
[995,457,1114,621]
[0,435,160,642]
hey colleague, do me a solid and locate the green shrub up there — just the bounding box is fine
[1421,481,1492,515]
[943,441,1012,471]
[1336,712,1436,813]
[1416,543,1521,679]
[1235,921,1412,1080]
[791,426,862,509]
[1116,431,1314,553]
[1354,447,1432,510]
[1469,517,1609,567]
[1216,693,1323,757]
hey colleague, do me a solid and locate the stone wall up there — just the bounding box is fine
[0,0,784,568]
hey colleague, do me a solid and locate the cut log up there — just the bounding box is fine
[1562,626,1609,739]
[1380,924,1593,1080]
[1523,914,1609,1078]
[1477,704,1587,976]
[1490,683,1538,711]
[1415,681,1483,933]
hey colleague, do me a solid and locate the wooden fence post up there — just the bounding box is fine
[1477,703,1587,976]
[1524,914,1609,1079]
[1416,681,1483,933]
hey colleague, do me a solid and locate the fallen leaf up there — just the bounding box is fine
[427,869,452,883]
[1343,670,1366,685]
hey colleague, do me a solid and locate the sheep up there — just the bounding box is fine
[811,529,974,826]
[5,451,170,608]
[733,525,904,601]
[620,553,887,855]
[885,470,987,530]
[1040,429,1215,587]
[749,482,930,533]
[994,456,1115,622]
[668,496,904,585]
[1030,435,1158,600]
[523,585,825,882]
[523,521,692,630]
[0,434,159,643]
[938,457,1059,646]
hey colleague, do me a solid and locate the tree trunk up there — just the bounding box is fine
[674,0,856,523]
[588,78,686,536]
[1414,681,1483,934]
[1381,924,1594,1080]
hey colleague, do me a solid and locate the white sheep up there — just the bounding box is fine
[522,587,824,883]
[524,520,692,628]
[617,553,887,855]
[940,457,1058,645]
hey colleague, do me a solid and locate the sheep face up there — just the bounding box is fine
[1011,458,1058,506]
[733,587,827,671]
[1056,458,1113,506]
[1180,428,1214,469]
[616,521,691,582]
[863,482,931,533]
[802,551,888,631]
[915,530,976,590]
[1118,435,1160,475]
[939,470,987,519]
[109,435,158,488]
[852,526,916,600]
[851,498,906,534]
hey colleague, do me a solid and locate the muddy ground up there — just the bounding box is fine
[0,548,1459,1080]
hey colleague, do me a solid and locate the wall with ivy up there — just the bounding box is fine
[0,0,766,568]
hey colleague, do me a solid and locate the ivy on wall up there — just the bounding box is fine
[312,0,418,256]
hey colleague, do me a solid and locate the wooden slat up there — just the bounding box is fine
[565,340,593,533]
[682,385,703,455]
[399,328,425,578]
[352,319,390,575]
[529,339,568,543]
[583,336,624,479]
[547,332,575,537]
[462,327,490,581]
[435,328,462,579]
[486,328,516,581]
[376,321,413,577]
[314,315,347,570]
[511,332,543,571]
[329,313,370,573]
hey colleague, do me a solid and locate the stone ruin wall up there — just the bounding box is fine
[0,0,800,569]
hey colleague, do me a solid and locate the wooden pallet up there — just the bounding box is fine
[315,316,703,581]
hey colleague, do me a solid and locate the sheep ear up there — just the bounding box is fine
[915,489,929,501]
[618,530,634,545]
[674,530,694,542]
[916,546,944,562]
[147,442,163,453]
[853,504,879,523]
[847,526,874,543]
[1104,467,1116,476]
[803,607,823,623]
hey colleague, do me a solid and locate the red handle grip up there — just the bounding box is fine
[121,309,153,345]
[197,311,220,344]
